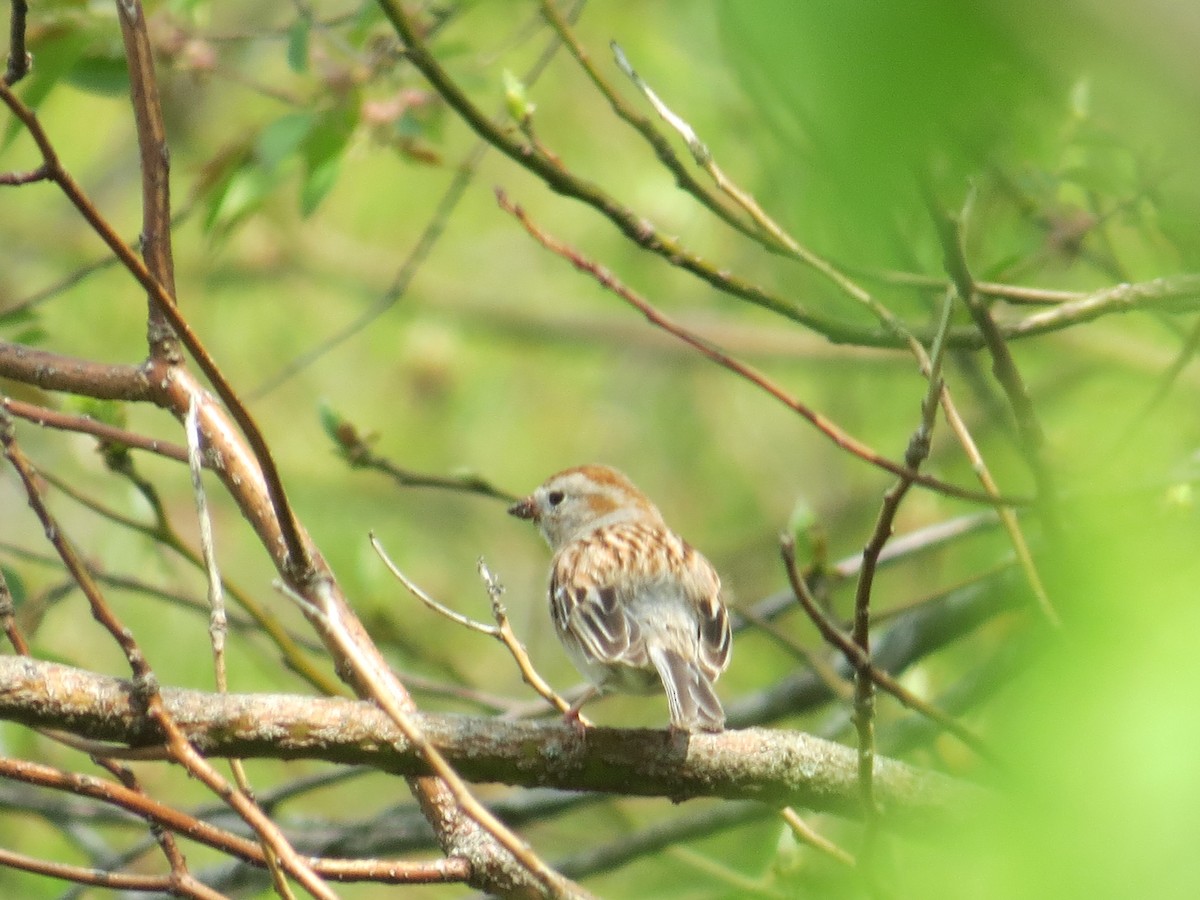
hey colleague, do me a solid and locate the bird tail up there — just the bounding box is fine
[649,645,725,732]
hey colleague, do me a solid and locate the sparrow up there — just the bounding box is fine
[508,464,731,732]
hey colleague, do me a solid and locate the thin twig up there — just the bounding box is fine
[0,412,336,899]
[931,200,1061,627]
[609,39,818,259]
[780,807,857,867]
[495,188,1020,507]
[781,537,999,765]
[0,163,46,184]
[117,0,182,364]
[476,557,581,719]
[868,269,1083,305]
[2,397,188,462]
[186,399,295,899]
[0,756,470,886]
[275,576,590,899]
[735,605,853,702]
[842,285,955,858]
[0,846,220,898]
[251,0,588,397]
[0,79,311,578]
[4,0,29,85]
[370,535,575,717]
[537,4,757,243]
[331,413,517,502]
[90,756,203,895]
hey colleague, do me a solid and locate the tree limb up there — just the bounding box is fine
[0,656,982,831]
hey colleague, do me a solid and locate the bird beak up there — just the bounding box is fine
[507,496,538,521]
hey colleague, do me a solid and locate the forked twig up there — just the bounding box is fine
[274,574,589,899]
[370,535,576,718]
[0,411,335,899]
[781,537,1000,766]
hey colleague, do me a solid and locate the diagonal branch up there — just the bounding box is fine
[495,188,1023,507]
[0,78,310,578]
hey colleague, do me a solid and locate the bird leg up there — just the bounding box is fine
[562,685,599,730]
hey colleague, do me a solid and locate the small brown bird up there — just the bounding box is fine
[508,464,731,732]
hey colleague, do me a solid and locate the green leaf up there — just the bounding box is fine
[300,154,342,216]
[286,18,311,74]
[203,162,279,237]
[298,99,359,215]
[11,325,49,346]
[0,306,37,328]
[317,400,343,442]
[257,113,315,171]
[0,566,25,606]
[65,52,129,97]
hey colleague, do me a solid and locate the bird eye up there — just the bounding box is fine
[547,490,565,507]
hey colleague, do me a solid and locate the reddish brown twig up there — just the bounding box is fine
[0,413,336,899]
[2,396,188,462]
[781,537,999,765]
[0,78,310,578]
[495,188,1022,507]
[0,756,470,886]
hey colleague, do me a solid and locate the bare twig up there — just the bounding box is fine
[0,79,311,578]
[2,397,188,462]
[0,846,220,898]
[609,38,850,290]
[780,807,857,868]
[185,399,294,898]
[848,287,956,837]
[781,538,999,765]
[370,536,577,721]
[0,163,46,184]
[0,412,335,899]
[931,200,1061,628]
[1005,275,1200,340]
[868,270,1083,305]
[331,414,517,502]
[3,0,28,85]
[274,576,591,898]
[537,4,757,242]
[495,188,1019,506]
[90,755,201,896]
[476,557,581,719]
[735,605,853,702]
[116,0,181,364]
[0,757,470,886]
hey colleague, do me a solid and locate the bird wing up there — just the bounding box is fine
[550,563,649,669]
[550,522,730,677]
